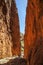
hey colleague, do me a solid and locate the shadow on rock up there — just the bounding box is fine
[0,58,27,65]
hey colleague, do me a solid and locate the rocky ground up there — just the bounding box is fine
[0,33,24,64]
[0,57,27,65]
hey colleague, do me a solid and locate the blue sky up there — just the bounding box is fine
[15,0,27,34]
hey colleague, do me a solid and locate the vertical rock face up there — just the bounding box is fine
[24,0,43,65]
[10,0,20,56]
[0,0,20,59]
[0,0,12,59]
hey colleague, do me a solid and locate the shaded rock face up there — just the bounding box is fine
[10,0,20,56]
[24,0,43,65]
[0,0,20,59]
[0,58,27,65]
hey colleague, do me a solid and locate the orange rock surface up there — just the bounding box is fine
[24,0,43,65]
[10,0,20,56]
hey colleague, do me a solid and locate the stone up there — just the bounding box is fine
[0,58,27,65]
[0,0,20,59]
[10,0,20,56]
[24,0,43,65]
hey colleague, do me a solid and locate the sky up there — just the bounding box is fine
[15,0,27,34]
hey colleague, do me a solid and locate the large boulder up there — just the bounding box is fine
[24,0,43,65]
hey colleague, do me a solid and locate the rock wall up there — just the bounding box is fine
[10,0,20,56]
[24,0,43,65]
[0,0,20,59]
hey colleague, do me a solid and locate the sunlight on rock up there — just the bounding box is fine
[0,56,18,64]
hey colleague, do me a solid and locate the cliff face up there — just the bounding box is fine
[10,0,20,56]
[0,0,20,59]
[24,0,43,65]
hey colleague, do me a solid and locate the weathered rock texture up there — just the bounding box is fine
[24,0,43,65]
[0,0,20,59]
[10,0,20,56]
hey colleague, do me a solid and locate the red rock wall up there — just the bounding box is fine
[24,0,43,65]
[10,0,21,56]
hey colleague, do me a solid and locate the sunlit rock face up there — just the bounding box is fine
[24,0,43,65]
[0,0,20,59]
[0,0,12,59]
